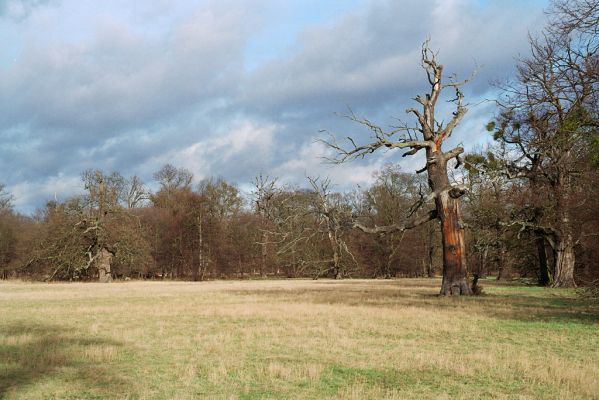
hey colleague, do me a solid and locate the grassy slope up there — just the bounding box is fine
[0,278,598,399]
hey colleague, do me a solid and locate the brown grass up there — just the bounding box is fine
[1,278,598,399]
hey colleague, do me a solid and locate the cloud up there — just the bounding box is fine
[149,120,278,183]
[0,0,549,213]
[10,173,82,211]
[0,0,54,21]
[239,0,544,119]
[0,0,259,202]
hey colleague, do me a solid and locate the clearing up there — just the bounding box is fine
[1,279,598,399]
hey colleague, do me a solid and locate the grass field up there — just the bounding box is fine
[1,278,598,399]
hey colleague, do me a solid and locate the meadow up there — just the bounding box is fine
[1,278,598,399]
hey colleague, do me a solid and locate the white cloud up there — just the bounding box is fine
[0,0,550,213]
[146,120,278,182]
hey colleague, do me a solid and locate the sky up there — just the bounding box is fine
[0,0,549,214]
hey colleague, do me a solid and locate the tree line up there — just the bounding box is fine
[0,153,597,288]
[0,0,596,294]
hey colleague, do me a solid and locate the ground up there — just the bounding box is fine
[0,278,598,399]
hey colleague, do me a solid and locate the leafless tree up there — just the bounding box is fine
[0,183,14,212]
[322,41,474,295]
[252,174,281,277]
[307,176,357,279]
[153,164,193,200]
[124,175,149,208]
[491,0,598,287]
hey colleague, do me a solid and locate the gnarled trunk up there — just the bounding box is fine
[97,247,113,283]
[428,150,471,296]
[437,191,471,295]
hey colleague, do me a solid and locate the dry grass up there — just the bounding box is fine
[1,278,598,399]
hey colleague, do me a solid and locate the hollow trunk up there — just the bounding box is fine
[437,192,471,295]
[97,247,113,283]
[428,152,471,296]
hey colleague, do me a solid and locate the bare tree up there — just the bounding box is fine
[124,175,149,208]
[490,0,598,287]
[153,164,193,200]
[323,41,473,295]
[0,183,13,212]
[307,176,357,279]
[357,165,431,278]
[252,174,281,277]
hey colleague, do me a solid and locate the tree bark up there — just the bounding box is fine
[437,192,471,295]
[427,150,471,295]
[553,232,576,287]
[97,247,113,283]
[552,182,576,288]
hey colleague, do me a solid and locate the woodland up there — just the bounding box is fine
[0,0,597,296]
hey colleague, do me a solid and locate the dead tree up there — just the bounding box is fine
[322,41,473,295]
[253,180,317,278]
[307,176,357,279]
[253,174,280,277]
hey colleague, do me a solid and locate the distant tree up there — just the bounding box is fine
[25,171,151,281]
[489,0,598,287]
[463,152,517,281]
[306,176,357,279]
[0,185,17,277]
[0,183,13,212]
[252,174,281,277]
[124,175,149,208]
[355,165,433,278]
[154,164,193,190]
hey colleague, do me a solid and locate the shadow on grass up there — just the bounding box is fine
[0,321,131,398]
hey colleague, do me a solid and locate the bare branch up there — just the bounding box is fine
[442,146,465,163]
[354,209,438,235]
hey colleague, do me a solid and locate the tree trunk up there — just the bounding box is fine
[552,183,576,288]
[478,245,489,279]
[497,244,512,281]
[428,153,471,296]
[553,232,576,288]
[97,247,113,283]
[437,191,471,295]
[426,226,435,278]
[536,235,550,286]
[261,231,268,278]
